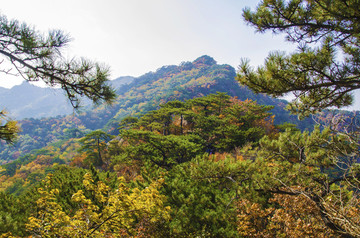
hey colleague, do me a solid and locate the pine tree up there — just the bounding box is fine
[0,14,116,142]
[238,0,360,116]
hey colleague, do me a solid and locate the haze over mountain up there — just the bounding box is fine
[0,82,73,119]
[0,77,134,120]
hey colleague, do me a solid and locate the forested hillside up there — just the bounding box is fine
[0,55,317,164]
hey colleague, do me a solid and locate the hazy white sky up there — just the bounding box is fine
[0,0,295,88]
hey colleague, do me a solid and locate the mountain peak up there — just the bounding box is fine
[193,55,217,67]
[12,81,34,89]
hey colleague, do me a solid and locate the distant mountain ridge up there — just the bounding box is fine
[0,82,73,119]
[0,76,134,119]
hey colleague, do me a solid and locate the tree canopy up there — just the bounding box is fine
[113,93,275,169]
[237,0,360,116]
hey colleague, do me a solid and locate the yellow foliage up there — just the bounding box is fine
[26,173,170,237]
[0,232,16,238]
[237,189,335,237]
[0,110,20,143]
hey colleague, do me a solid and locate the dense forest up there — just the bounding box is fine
[0,0,360,237]
[0,55,317,165]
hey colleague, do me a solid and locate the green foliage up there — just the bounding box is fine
[114,93,275,169]
[79,130,113,168]
[117,130,204,169]
[162,155,251,237]
[238,0,360,116]
[0,192,33,237]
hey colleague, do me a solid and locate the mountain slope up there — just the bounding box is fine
[77,55,309,133]
[0,55,312,163]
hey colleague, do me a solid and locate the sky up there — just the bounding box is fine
[0,0,295,87]
[1,0,358,110]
